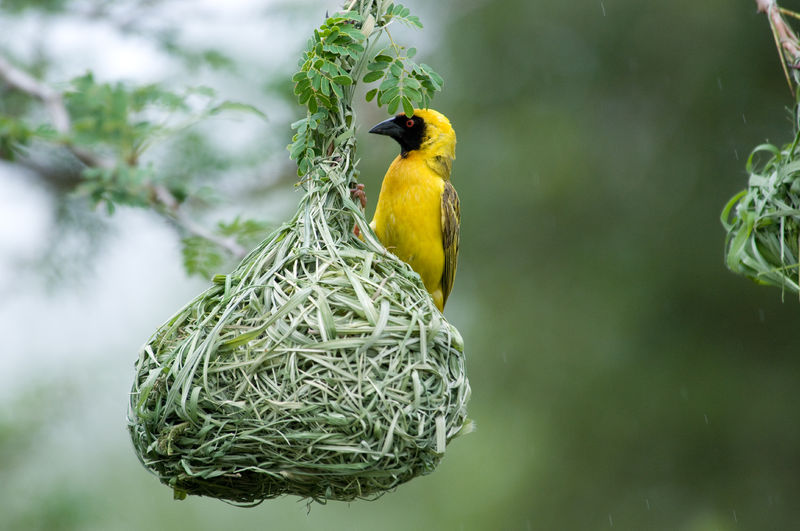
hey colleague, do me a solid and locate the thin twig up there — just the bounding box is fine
[0,55,70,133]
[0,53,247,260]
[0,54,112,168]
[757,0,800,94]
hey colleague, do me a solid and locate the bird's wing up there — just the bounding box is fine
[440,180,460,307]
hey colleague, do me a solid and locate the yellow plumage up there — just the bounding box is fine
[368,109,459,310]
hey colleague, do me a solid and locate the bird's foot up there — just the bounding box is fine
[350,183,367,209]
[350,183,367,238]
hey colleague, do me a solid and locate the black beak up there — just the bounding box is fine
[369,117,404,140]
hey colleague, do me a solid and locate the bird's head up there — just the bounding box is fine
[368,108,456,163]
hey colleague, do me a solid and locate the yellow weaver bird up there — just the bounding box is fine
[367,108,460,311]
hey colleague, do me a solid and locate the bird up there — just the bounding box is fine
[366,108,460,311]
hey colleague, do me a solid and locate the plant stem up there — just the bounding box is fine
[0,55,70,134]
[757,0,800,94]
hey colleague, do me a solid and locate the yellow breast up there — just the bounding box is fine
[370,152,445,298]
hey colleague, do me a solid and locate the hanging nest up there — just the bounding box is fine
[722,1,800,295]
[723,136,800,294]
[127,0,471,504]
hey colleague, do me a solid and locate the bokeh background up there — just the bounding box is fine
[3,0,800,529]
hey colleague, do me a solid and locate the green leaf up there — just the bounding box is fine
[332,75,352,85]
[379,76,399,91]
[405,77,421,90]
[402,96,414,117]
[200,50,236,71]
[338,24,366,41]
[187,85,217,98]
[380,86,400,105]
[387,96,401,114]
[340,11,364,22]
[294,78,310,95]
[208,101,267,120]
[367,61,390,71]
[289,140,305,160]
[363,71,384,83]
[404,86,422,103]
[316,92,332,109]
[320,60,339,76]
[326,26,340,39]
[420,63,444,87]
[344,42,365,55]
[299,157,311,175]
[365,88,378,102]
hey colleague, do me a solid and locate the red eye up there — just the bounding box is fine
[406,119,414,128]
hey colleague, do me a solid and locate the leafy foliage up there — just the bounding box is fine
[363,50,443,116]
[291,13,364,115]
[288,2,444,176]
[64,73,263,165]
[75,165,155,214]
[289,11,366,176]
[0,0,444,280]
[1,55,268,276]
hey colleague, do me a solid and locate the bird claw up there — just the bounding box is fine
[351,183,367,209]
[351,183,367,238]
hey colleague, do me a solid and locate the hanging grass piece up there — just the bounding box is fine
[723,1,800,295]
[722,137,800,293]
[127,0,471,504]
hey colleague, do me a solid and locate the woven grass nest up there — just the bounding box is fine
[128,1,471,504]
[723,131,800,295]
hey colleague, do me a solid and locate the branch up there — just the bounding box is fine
[0,55,70,134]
[0,53,248,261]
[0,55,123,169]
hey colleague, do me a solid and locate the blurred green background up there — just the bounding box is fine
[3,0,800,529]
